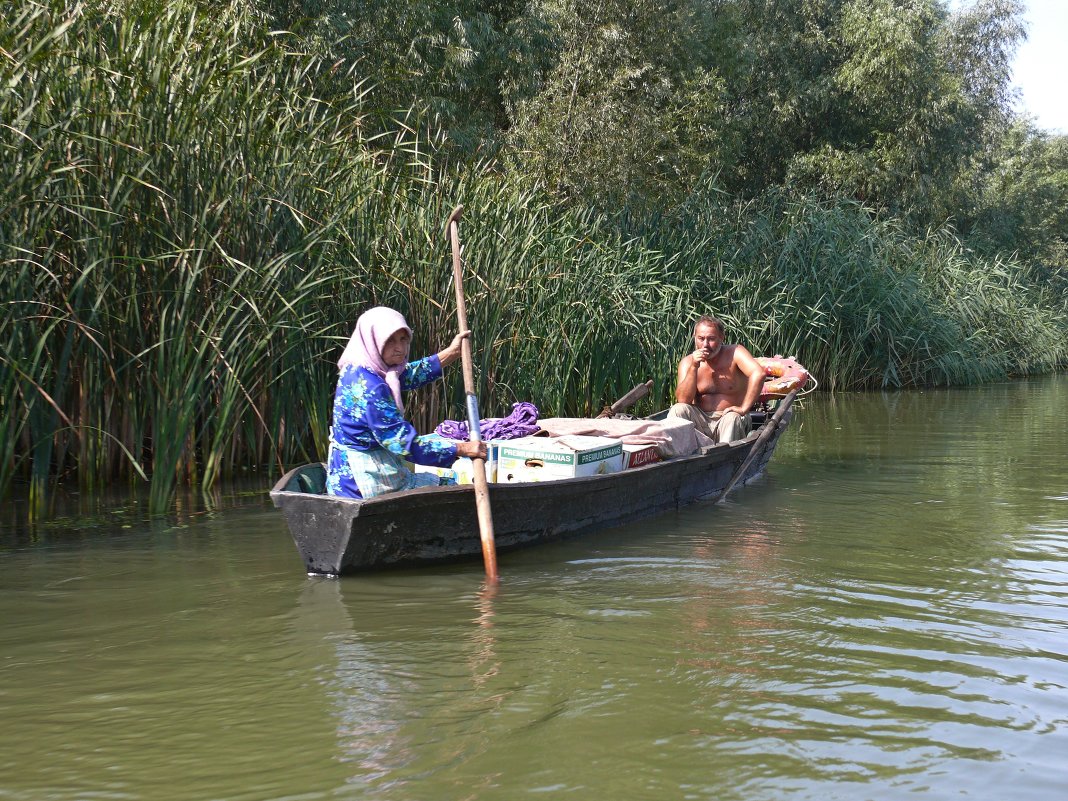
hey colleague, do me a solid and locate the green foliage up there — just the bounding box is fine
[760,0,1024,228]
[505,0,728,210]
[640,189,1067,391]
[963,123,1068,272]
[242,0,1060,266]
[1,0,383,511]
[255,0,555,156]
[504,0,1041,248]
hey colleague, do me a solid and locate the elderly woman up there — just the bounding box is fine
[326,306,486,499]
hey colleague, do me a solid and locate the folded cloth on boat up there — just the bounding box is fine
[435,401,540,441]
[535,417,711,458]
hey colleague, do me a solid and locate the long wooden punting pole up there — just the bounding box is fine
[447,205,499,583]
[713,388,799,505]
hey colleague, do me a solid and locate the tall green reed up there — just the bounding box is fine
[641,190,1068,392]
[1,0,380,512]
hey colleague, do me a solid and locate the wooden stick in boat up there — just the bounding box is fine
[598,380,653,420]
[447,205,499,584]
[598,379,654,418]
[713,389,799,504]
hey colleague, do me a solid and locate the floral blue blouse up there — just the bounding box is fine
[326,355,457,498]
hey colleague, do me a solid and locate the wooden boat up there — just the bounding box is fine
[270,394,797,575]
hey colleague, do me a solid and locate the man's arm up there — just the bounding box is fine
[675,354,700,404]
[728,345,764,415]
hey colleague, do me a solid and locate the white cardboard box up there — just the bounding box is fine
[451,455,498,484]
[498,435,623,483]
[413,441,501,484]
[412,463,457,482]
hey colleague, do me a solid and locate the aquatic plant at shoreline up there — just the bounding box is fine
[647,191,1068,392]
[0,0,377,512]
[2,0,1066,515]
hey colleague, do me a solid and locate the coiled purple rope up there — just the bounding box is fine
[435,401,540,441]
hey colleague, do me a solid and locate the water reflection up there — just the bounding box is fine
[0,478,270,546]
[291,576,512,797]
[469,583,503,690]
[292,505,1067,800]
[664,380,1068,797]
[303,579,417,783]
[3,377,1068,801]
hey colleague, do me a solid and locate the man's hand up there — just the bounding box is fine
[689,348,711,367]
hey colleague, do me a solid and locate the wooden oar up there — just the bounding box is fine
[597,379,654,418]
[712,389,799,505]
[447,205,499,584]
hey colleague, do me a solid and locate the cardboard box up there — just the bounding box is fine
[457,440,502,483]
[498,435,623,483]
[412,463,456,482]
[452,458,493,484]
[621,442,662,469]
[452,459,498,485]
[413,441,501,484]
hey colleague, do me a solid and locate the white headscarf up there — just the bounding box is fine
[337,306,412,412]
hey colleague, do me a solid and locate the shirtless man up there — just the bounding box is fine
[668,315,765,444]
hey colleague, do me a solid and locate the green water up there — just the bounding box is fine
[2,377,1067,800]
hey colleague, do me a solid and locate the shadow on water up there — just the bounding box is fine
[0,477,274,551]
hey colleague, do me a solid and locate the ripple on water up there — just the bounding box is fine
[4,381,1068,800]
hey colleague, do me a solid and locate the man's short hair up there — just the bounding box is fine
[695,315,725,335]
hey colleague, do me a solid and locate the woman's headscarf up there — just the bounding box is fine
[337,306,412,412]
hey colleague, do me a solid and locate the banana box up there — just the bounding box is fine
[497,435,623,483]
[451,440,502,484]
[412,441,501,484]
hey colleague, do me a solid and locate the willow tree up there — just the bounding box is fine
[781,0,1024,227]
[964,124,1068,273]
[504,0,732,210]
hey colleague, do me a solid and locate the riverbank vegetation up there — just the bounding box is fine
[3,0,1067,511]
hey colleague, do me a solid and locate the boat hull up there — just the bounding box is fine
[270,404,794,575]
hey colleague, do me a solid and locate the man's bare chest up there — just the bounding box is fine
[697,360,739,394]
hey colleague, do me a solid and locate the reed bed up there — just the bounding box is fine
[3,0,1066,515]
[641,191,1068,392]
